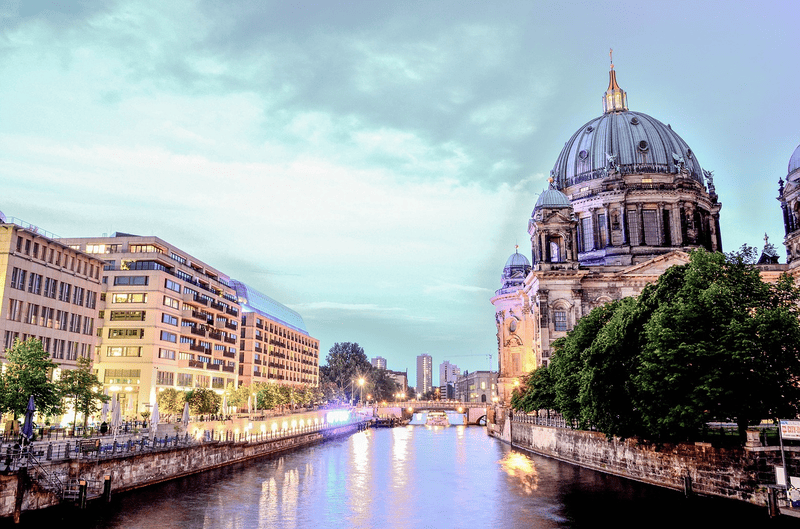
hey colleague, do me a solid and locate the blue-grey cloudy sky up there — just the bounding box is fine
[2,1,798,385]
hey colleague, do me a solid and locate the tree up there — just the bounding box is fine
[157,388,186,417]
[58,356,109,434]
[184,387,221,415]
[510,365,555,413]
[322,342,372,402]
[0,338,62,420]
[369,368,400,402]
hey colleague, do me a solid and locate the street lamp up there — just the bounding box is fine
[358,378,365,405]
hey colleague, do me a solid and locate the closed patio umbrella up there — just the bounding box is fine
[21,396,35,442]
[150,400,159,437]
[182,402,190,428]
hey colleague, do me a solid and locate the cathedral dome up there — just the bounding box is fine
[551,110,704,190]
[789,142,800,177]
[497,247,531,294]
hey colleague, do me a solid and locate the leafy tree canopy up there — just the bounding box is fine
[58,356,109,432]
[511,248,800,442]
[0,338,62,420]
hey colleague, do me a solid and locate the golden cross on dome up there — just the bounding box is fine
[610,48,614,69]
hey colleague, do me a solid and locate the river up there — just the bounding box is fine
[9,425,793,528]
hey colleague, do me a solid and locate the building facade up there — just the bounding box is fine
[1,215,104,373]
[415,353,432,397]
[59,234,241,417]
[371,356,387,370]
[455,371,498,403]
[233,280,319,389]
[438,360,460,387]
[386,369,408,396]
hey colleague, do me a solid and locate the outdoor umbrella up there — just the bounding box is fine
[221,394,228,416]
[111,395,121,441]
[150,400,159,437]
[182,402,190,428]
[247,394,251,414]
[100,398,109,424]
[21,395,35,442]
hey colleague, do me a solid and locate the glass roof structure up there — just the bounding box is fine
[230,279,309,335]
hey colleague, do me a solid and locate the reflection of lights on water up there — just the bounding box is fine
[499,452,540,494]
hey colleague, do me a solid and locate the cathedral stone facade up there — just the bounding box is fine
[492,64,800,404]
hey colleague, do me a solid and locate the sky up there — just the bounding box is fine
[1,1,799,387]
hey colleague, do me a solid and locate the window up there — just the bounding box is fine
[110,310,145,321]
[42,307,54,328]
[554,310,567,332]
[162,313,178,326]
[69,313,82,333]
[58,282,71,302]
[25,304,39,325]
[55,310,68,330]
[82,317,94,335]
[175,270,192,282]
[108,328,144,339]
[156,371,174,386]
[597,213,607,248]
[43,277,57,298]
[10,268,26,290]
[114,275,149,286]
[165,279,181,293]
[212,377,225,389]
[177,373,193,387]
[111,293,147,303]
[163,296,180,309]
[160,330,177,343]
[72,286,85,306]
[104,369,141,384]
[171,253,186,264]
[27,273,42,295]
[85,244,107,254]
[580,217,593,252]
[195,375,209,388]
[643,209,659,246]
[627,210,640,246]
[130,244,163,254]
[158,348,176,360]
[86,291,98,309]
[107,346,142,357]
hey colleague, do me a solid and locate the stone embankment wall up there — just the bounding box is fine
[490,416,800,507]
[0,422,360,519]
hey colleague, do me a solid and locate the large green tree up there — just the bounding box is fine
[184,387,221,415]
[322,342,372,402]
[157,388,186,417]
[0,338,62,420]
[58,356,109,434]
[511,248,800,443]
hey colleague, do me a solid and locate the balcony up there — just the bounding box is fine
[189,326,206,337]
[208,331,222,341]
[225,321,237,331]
[223,336,236,345]
[188,359,205,369]
[253,358,262,365]
[226,307,239,317]
[223,351,235,359]
[222,365,235,373]
[189,344,206,354]
[205,363,221,371]
[209,301,225,312]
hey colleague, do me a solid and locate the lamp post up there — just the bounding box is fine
[358,378,365,406]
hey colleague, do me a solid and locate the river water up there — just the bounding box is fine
[11,425,793,528]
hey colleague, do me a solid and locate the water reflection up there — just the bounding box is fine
[9,426,797,529]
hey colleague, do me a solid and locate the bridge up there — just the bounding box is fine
[374,401,488,425]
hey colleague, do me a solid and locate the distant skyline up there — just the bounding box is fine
[2,1,799,387]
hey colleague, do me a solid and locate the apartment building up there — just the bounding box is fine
[232,280,319,389]
[1,216,103,372]
[60,233,240,416]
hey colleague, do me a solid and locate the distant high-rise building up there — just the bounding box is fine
[416,354,432,397]
[439,360,460,387]
[371,356,387,370]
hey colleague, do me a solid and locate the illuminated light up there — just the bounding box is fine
[125,386,133,392]
[271,423,278,432]
[282,421,288,430]
[408,407,413,412]
[291,420,297,429]
[299,420,305,427]
[109,385,121,392]
[261,425,266,433]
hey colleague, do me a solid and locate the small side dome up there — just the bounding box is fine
[504,250,530,270]
[789,142,800,177]
[533,187,572,214]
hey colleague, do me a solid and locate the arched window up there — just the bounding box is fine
[549,240,561,262]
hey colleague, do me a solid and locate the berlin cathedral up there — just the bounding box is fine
[491,62,800,404]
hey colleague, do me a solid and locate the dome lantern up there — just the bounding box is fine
[602,49,628,114]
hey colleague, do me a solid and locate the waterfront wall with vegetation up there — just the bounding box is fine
[0,420,362,519]
[489,411,799,507]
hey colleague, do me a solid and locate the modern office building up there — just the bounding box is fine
[438,360,460,387]
[59,233,241,417]
[371,356,387,370]
[456,371,498,403]
[1,215,104,373]
[233,280,319,388]
[415,353,432,397]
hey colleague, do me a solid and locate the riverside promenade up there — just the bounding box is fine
[0,407,372,523]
